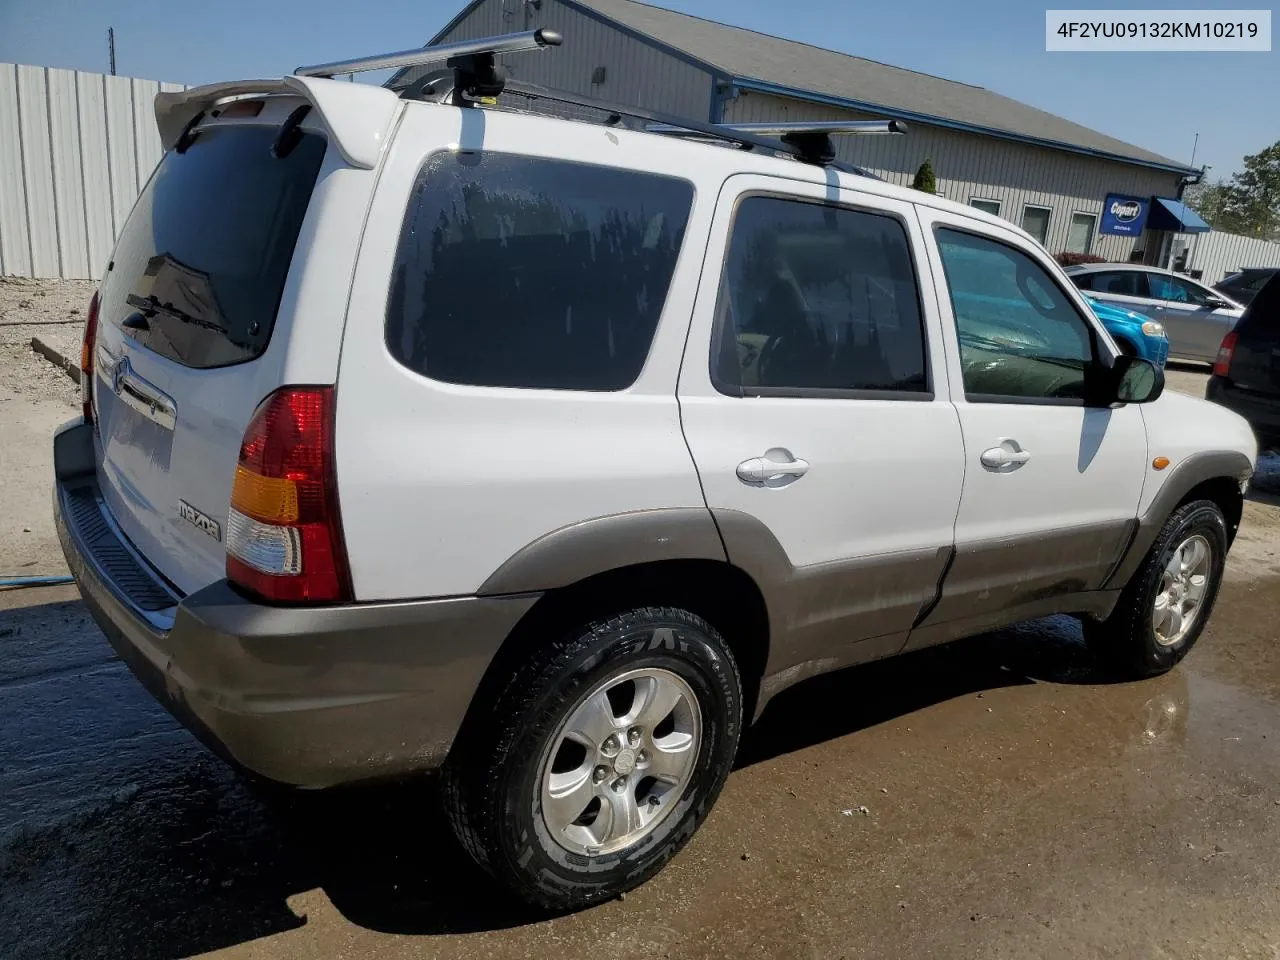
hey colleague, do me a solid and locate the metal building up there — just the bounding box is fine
[396,0,1202,264]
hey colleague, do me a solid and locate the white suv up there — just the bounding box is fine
[54,37,1256,911]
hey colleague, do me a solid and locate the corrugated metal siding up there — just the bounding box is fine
[414,0,714,120]
[722,91,1182,263]
[1185,231,1280,286]
[0,63,185,279]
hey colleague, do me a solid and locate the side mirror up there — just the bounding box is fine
[1110,354,1164,404]
[1204,296,1231,310]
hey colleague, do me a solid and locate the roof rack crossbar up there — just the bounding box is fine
[499,80,879,175]
[646,120,908,138]
[295,29,562,79]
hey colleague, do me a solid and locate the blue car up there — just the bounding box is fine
[1086,295,1169,367]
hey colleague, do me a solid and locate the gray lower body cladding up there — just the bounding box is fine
[53,419,537,788]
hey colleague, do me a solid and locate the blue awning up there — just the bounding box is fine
[1147,197,1212,233]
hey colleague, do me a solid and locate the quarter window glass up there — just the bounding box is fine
[713,196,928,394]
[936,228,1096,401]
[386,153,693,391]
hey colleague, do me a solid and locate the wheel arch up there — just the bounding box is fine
[460,558,771,743]
[1105,450,1251,590]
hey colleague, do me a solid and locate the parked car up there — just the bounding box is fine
[1064,262,1244,363]
[1216,267,1279,308]
[54,51,1256,912]
[1085,295,1170,366]
[1207,271,1280,450]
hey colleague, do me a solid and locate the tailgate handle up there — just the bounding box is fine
[114,362,177,432]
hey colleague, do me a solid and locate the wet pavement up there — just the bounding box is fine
[5,358,1280,958]
[4,568,1280,959]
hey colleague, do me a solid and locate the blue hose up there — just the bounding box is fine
[0,575,75,587]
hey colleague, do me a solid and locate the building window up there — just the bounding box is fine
[1066,212,1097,255]
[970,198,1001,217]
[1021,204,1052,245]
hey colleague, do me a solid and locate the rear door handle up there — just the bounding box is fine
[980,439,1031,471]
[737,449,809,487]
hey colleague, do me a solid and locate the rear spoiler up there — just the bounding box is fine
[155,76,400,170]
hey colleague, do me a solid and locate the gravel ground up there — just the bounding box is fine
[0,277,95,408]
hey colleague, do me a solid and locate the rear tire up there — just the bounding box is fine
[442,606,742,911]
[1084,499,1227,677]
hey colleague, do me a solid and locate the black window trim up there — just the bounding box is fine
[709,190,936,403]
[932,220,1112,408]
[384,148,697,394]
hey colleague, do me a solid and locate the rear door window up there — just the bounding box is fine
[712,195,929,395]
[386,153,693,391]
[100,123,327,369]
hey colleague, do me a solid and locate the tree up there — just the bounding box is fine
[911,158,937,194]
[1222,142,1280,239]
[1186,141,1280,240]
[1183,179,1231,228]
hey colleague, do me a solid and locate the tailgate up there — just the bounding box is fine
[92,106,329,594]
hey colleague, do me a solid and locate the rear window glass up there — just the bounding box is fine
[1236,272,1280,336]
[386,152,693,391]
[100,123,326,369]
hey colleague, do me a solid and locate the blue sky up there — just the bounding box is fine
[1,0,1274,181]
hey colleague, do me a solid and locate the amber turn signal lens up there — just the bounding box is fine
[231,465,300,523]
[1152,457,1170,470]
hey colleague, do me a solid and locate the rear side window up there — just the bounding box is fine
[712,196,929,396]
[387,153,693,391]
[100,124,327,369]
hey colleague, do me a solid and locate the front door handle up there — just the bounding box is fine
[737,448,810,487]
[980,439,1031,471]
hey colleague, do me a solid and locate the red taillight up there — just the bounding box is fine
[225,386,352,603]
[1213,331,1238,377]
[81,291,99,423]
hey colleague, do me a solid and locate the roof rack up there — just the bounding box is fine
[498,80,894,174]
[648,119,907,164]
[340,29,902,172]
[296,29,561,78]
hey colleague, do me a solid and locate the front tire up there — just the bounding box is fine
[1084,499,1228,676]
[443,606,742,911]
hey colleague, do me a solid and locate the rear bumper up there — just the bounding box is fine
[1207,377,1280,451]
[53,419,538,787]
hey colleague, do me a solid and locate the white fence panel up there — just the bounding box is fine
[17,65,60,277]
[47,68,90,279]
[1188,230,1280,286]
[0,63,185,279]
[0,65,33,277]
